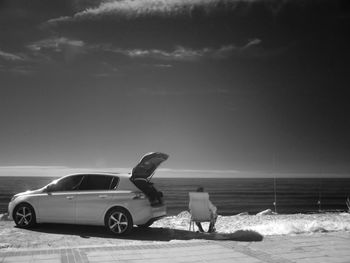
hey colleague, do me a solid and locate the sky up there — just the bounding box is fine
[1,0,350,176]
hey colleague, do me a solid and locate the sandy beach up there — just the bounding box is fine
[1,211,350,262]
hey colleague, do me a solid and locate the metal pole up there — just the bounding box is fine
[273,154,277,213]
[273,175,277,213]
[318,179,322,212]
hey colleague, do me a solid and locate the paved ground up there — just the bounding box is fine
[1,232,350,263]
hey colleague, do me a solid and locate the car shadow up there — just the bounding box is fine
[25,223,263,242]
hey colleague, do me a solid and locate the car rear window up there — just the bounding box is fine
[79,175,116,191]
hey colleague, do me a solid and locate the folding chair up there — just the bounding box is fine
[188,192,215,231]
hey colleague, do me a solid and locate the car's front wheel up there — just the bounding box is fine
[105,207,133,235]
[13,203,36,228]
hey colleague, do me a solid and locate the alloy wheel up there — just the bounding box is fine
[15,205,33,227]
[108,211,129,234]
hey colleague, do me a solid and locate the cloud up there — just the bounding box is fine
[27,37,86,63]
[0,67,35,76]
[101,39,261,61]
[123,46,205,61]
[47,0,227,23]
[243,38,262,49]
[93,73,111,78]
[27,37,85,52]
[0,50,34,75]
[154,64,173,68]
[0,50,25,61]
[22,35,262,70]
[126,85,230,97]
[45,0,295,25]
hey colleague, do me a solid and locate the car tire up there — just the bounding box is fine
[13,203,36,228]
[105,207,133,235]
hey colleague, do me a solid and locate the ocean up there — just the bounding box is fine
[1,176,349,215]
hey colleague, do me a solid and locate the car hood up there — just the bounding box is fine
[14,188,45,197]
[131,152,169,181]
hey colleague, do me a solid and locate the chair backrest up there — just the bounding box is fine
[188,192,211,222]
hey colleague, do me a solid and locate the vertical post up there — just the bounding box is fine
[273,175,277,213]
[318,179,322,212]
[273,154,277,214]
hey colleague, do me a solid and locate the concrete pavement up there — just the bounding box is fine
[1,232,350,263]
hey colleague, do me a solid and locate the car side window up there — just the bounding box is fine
[110,176,120,190]
[50,175,84,192]
[79,175,114,191]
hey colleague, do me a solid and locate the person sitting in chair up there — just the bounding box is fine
[190,187,218,233]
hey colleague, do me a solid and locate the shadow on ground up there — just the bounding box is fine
[25,224,263,242]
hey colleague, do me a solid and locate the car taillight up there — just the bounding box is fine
[133,192,146,200]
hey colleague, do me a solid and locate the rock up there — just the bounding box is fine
[0,213,10,221]
[0,243,10,249]
[236,212,249,216]
[256,209,277,216]
[176,211,191,218]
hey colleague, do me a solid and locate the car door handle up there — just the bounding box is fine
[99,195,108,198]
[66,196,75,200]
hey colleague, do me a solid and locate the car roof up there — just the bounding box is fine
[63,173,131,179]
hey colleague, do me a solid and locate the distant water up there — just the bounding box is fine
[1,177,350,215]
[154,177,350,215]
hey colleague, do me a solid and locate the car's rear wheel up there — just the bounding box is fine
[105,207,133,235]
[13,203,36,228]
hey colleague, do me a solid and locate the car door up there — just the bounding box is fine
[37,174,84,224]
[75,175,119,225]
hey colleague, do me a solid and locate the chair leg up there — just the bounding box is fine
[189,221,193,231]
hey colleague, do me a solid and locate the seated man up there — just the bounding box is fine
[189,187,218,233]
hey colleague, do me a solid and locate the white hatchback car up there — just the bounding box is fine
[8,152,168,235]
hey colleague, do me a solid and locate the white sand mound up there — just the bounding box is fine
[0,213,10,221]
[154,211,350,236]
